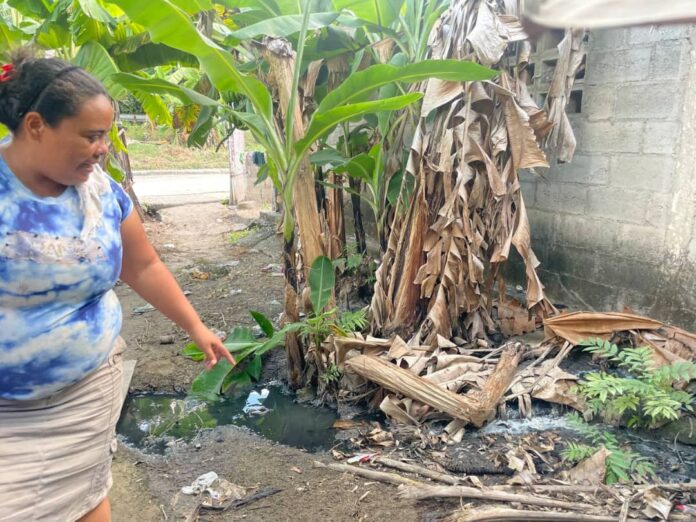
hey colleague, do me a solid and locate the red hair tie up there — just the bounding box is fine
[0,63,13,83]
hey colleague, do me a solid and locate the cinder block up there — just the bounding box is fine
[520,180,537,204]
[546,246,599,283]
[616,223,667,263]
[594,255,662,296]
[644,192,672,229]
[610,154,674,193]
[652,40,688,79]
[643,121,680,154]
[585,48,652,84]
[555,215,618,251]
[613,83,681,120]
[589,29,628,50]
[526,208,556,243]
[557,273,619,311]
[574,121,643,154]
[628,25,690,45]
[547,154,609,185]
[535,182,588,214]
[586,186,649,223]
[582,86,616,121]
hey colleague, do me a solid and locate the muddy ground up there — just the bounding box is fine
[111,202,451,521]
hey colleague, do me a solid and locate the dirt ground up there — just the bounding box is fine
[111,202,451,521]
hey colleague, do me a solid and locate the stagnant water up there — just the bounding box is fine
[117,386,339,453]
[119,388,696,482]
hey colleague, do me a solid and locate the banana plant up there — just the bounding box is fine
[113,0,495,244]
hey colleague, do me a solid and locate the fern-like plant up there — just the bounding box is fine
[561,413,655,484]
[575,338,696,428]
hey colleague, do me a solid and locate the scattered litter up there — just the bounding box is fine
[133,303,155,314]
[251,325,264,338]
[159,334,175,345]
[180,471,247,510]
[161,243,176,250]
[183,290,192,296]
[181,471,219,495]
[291,467,303,474]
[260,263,283,274]
[222,260,240,268]
[230,288,243,296]
[189,268,210,280]
[243,389,270,415]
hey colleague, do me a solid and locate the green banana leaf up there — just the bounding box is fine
[168,0,214,14]
[332,0,401,26]
[111,73,219,106]
[74,41,127,99]
[114,0,275,130]
[77,0,115,23]
[317,59,497,114]
[294,92,422,158]
[309,255,335,314]
[114,43,200,72]
[228,12,340,40]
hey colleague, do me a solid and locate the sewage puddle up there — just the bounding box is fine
[117,386,339,453]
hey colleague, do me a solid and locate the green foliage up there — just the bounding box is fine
[320,363,343,384]
[184,255,365,399]
[309,255,335,314]
[229,226,257,245]
[562,413,655,484]
[575,338,696,427]
[183,314,299,401]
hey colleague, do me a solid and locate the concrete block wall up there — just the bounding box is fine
[514,25,696,329]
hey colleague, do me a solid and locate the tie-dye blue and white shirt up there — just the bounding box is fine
[0,153,132,400]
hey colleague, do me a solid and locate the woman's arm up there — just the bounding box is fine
[119,211,234,369]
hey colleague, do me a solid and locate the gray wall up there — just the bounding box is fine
[515,25,696,329]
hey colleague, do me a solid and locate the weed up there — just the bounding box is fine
[574,338,696,428]
[561,413,655,484]
[229,226,257,245]
[321,363,343,384]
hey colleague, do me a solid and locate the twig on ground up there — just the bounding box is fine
[397,484,599,512]
[313,460,421,486]
[374,456,463,485]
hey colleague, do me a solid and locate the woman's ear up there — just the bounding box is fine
[22,112,47,140]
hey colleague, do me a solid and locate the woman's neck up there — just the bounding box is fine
[1,140,66,197]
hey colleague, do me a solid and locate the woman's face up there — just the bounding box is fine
[37,94,114,186]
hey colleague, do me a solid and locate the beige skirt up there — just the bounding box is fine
[0,337,125,522]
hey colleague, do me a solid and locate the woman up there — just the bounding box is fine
[0,51,235,521]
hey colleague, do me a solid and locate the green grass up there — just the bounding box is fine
[122,122,229,171]
[229,226,258,245]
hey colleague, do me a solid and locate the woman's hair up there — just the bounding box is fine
[0,48,108,133]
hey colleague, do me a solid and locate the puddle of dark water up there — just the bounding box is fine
[117,386,339,454]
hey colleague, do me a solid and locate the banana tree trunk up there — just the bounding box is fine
[263,38,326,269]
[348,177,367,255]
[371,0,584,345]
[112,104,145,221]
[263,38,328,387]
[327,172,346,259]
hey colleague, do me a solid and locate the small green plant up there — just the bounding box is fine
[229,226,258,245]
[574,338,696,428]
[298,256,368,351]
[183,256,366,400]
[321,363,343,384]
[561,413,655,484]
